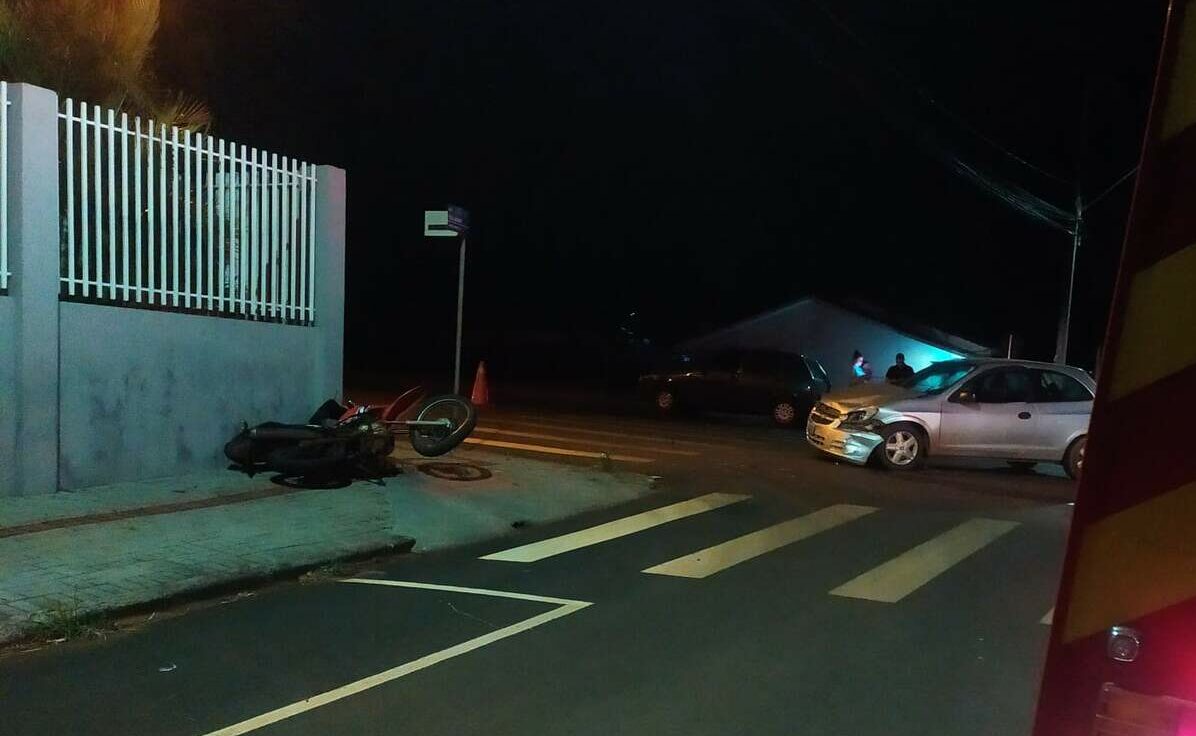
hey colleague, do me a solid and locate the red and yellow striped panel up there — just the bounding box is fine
[1034,1,1196,733]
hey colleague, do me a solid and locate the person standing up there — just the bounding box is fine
[886,353,914,383]
[851,350,873,385]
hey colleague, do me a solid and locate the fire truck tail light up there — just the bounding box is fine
[1095,684,1196,736]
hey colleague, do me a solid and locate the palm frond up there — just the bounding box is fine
[152,91,212,132]
[0,0,210,129]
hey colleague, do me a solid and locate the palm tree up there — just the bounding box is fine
[0,0,209,128]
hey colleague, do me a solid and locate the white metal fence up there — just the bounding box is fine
[58,99,317,323]
[1,82,10,293]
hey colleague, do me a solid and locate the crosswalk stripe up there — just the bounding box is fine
[474,426,701,457]
[492,419,719,448]
[829,518,1020,603]
[462,437,654,463]
[1041,607,1055,625]
[481,493,750,562]
[642,504,879,579]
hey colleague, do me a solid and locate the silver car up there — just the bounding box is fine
[806,359,1093,478]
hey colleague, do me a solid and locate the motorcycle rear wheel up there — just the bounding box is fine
[409,395,478,457]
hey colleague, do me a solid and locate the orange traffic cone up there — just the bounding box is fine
[470,361,490,407]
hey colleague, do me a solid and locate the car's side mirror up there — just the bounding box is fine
[952,389,979,404]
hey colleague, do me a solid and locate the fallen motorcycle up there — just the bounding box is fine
[224,387,478,478]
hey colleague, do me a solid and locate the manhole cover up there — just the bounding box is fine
[417,463,493,481]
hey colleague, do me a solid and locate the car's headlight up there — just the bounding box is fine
[840,407,882,431]
[842,407,878,424]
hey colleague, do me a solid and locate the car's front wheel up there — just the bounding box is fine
[877,424,926,471]
[1064,436,1086,480]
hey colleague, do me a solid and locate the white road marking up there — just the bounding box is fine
[1041,607,1054,625]
[492,418,720,448]
[481,492,750,562]
[462,437,654,463]
[474,426,701,457]
[642,504,878,579]
[829,518,1020,603]
[200,579,591,736]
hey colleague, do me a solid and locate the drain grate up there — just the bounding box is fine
[417,462,493,481]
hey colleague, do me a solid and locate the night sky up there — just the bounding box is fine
[158,0,1169,381]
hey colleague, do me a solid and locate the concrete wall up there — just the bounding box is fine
[57,303,325,488]
[684,300,965,390]
[0,83,347,496]
[1,84,61,496]
[0,297,16,493]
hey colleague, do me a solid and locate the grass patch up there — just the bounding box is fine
[25,599,107,642]
[298,563,352,585]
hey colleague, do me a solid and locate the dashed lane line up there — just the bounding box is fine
[481,493,750,562]
[642,504,879,579]
[829,518,1020,603]
[486,418,721,448]
[474,426,701,456]
[462,437,654,463]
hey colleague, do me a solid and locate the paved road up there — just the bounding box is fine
[0,408,1074,735]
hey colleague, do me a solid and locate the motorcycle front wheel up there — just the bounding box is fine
[409,395,478,457]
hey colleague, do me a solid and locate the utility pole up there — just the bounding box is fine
[1054,193,1082,365]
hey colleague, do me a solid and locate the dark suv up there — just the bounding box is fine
[639,349,831,426]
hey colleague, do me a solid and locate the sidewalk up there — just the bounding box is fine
[0,448,652,644]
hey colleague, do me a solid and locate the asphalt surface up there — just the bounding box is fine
[0,406,1074,736]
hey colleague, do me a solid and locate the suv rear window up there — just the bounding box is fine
[742,351,810,382]
[804,357,830,387]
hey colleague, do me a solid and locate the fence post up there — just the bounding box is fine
[3,84,60,495]
[313,165,345,403]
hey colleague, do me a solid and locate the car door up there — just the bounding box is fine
[686,350,741,411]
[1028,369,1094,460]
[735,351,793,414]
[938,367,1039,458]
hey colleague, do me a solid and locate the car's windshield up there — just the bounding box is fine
[899,361,977,395]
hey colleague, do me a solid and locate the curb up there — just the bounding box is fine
[1,536,417,649]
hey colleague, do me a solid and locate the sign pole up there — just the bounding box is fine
[455,235,467,395]
[425,206,471,395]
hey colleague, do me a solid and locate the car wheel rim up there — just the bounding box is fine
[1075,441,1086,474]
[774,403,796,424]
[885,431,918,466]
[657,391,674,409]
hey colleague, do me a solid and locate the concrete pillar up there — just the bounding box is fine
[5,84,61,495]
[313,165,346,403]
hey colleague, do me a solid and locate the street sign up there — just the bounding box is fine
[447,205,470,234]
[424,210,456,237]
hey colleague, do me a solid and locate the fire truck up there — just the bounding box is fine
[1031,1,1196,733]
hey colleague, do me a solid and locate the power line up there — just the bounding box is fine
[753,0,1077,232]
[1082,165,1139,212]
[806,0,1074,185]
